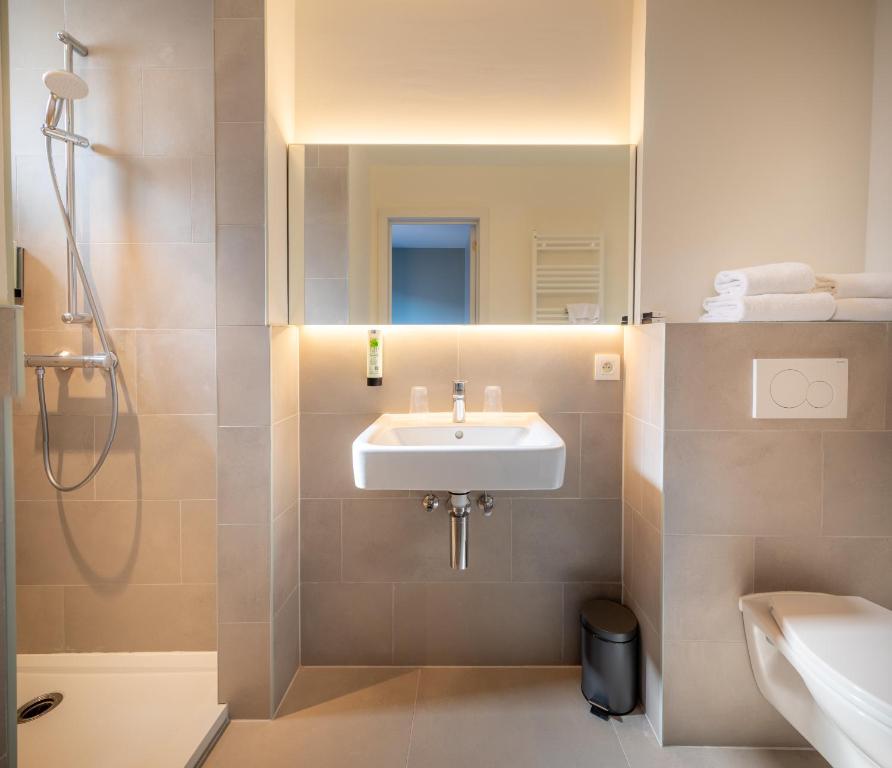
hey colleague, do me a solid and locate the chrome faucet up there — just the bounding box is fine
[452,380,466,423]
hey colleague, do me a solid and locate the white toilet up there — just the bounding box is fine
[739,591,892,768]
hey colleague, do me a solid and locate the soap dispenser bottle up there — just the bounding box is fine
[367,329,383,386]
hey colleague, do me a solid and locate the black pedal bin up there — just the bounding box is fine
[580,599,639,719]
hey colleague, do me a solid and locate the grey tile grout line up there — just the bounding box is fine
[609,718,634,768]
[402,669,423,768]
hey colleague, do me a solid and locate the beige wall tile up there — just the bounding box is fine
[662,641,804,747]
[272,504,299,613]
[10,68,59,156]
[75,156,192,243]
[394,582,562,665]
[13,156,77,340]
[640,423,664,530]
[218,622,270,719]
[144,69,214,156]
[664,430,822,535]
[273,589,300,708]
[823,431,892,536]
[67,0,212,68]
[581,412,623,498]
[85,243,216,330]
[16,329,137,416]
[622,502,635,592]
[305,166,348,279]
[214,19,264,122]
[17,500,180,586]
[215,0,262,17]
[665,323,887,431]
[623,415,644,513]
[14,413,95,500]
[629,510,661,632]
[299,326,458,414]
[218,524,270,622]
[217,325,271,426]
[216,122,264,226]
[17,586,64,653]
[511,498,621,582]
[630,594,662,740]
[64,584,216,651]
[9,0,64,69]
[182,500,217,584]
[217,426,271,524]
[136,331,216,414]
[304,279,349,325]
[341,497,510,582]
[624,324,665,425]
[664,534,753,643]
[301,582,393,665]
[298,501,340,586]
[95,414,217,500]
[458,327,624,413]
[192,156,216,244]
[300,413,407,499]
[77,68,144,155]
[318,146,349,167]
[755,535,892,609]
[217,226,267,326]
[271,325,300,421]
[561,582,623,664]
[272,416,300,516]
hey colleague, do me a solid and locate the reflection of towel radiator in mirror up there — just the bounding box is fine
[531,234,603,324]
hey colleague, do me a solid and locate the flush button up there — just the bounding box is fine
[769,369,809,408]
[807,380,834,408]
[753,358,848,419]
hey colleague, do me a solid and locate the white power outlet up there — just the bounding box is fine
[594,353,621,381]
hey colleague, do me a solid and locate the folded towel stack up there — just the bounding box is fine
[814,273,892,321]
[700,262,836,322]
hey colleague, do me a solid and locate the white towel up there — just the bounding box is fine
[700,292,836,323]
[714,262,815,296]
[566,303,599,324]
[832,298,892,321]
[815,273,892,299]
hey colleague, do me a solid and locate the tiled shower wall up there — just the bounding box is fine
[661,322,892,746]
[621,323,664,740]
[299,326,623,665]
[11,0,217,652]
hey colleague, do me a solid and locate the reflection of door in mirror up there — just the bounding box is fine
[387,219,478,324]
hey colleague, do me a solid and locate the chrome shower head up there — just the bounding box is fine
[42,70,88,129]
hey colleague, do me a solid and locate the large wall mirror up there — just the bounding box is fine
[289,145,636,325]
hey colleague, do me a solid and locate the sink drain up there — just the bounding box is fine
[17,692,63,723]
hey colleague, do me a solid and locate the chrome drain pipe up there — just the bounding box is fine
[448,492,471,570]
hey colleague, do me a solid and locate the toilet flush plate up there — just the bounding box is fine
[753,358,848,419]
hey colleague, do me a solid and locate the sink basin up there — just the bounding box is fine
[352,412,566,491]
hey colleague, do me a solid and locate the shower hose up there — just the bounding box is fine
[35,135,119,492]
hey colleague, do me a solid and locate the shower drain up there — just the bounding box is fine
[17,692,63,723]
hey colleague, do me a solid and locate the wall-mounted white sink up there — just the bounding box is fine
[352,412,566,491]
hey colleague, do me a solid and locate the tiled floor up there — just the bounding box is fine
[204,667,830,768]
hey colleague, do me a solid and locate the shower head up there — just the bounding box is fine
[42,70,88,129]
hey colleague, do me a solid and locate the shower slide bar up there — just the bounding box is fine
[58,30,90,325]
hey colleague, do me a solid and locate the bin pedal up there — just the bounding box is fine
[586,700,611,721]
